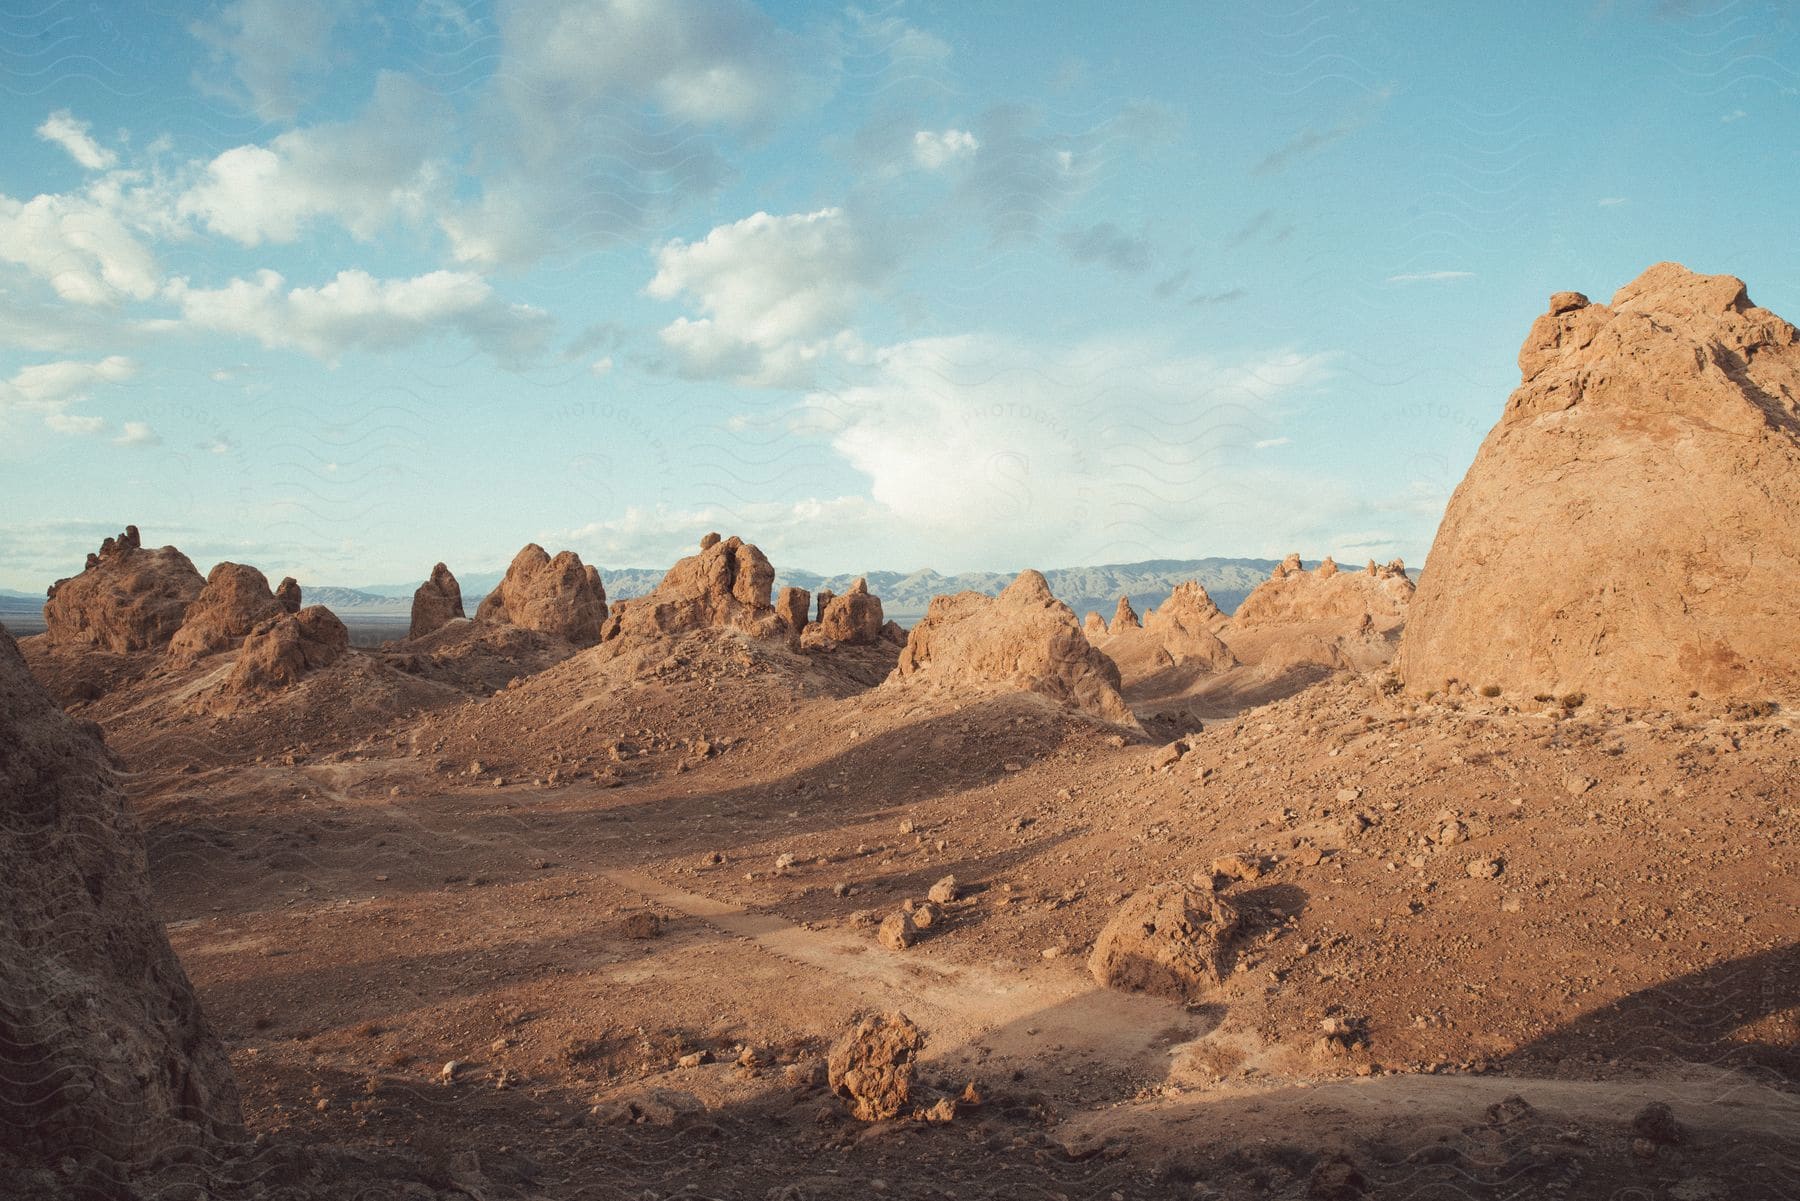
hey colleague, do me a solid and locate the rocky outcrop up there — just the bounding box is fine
[1401,264,1800,705]
[1222,554,1413,674]
[1103,580,1237,686]
[225,606,349,693]
[168,562,285,663]
[776,585,811,634]
[1088,883,1239,1001]
[819,577,884,645]
[1083,611,1107,639]
[1111,596,1141,631]
[879,619,908,646]
[409,562,465,640]
[600,535,783,644]
[888,570,1138,727]
[815,589,836,625]
[0,627,240,1169]
[42,526,204,653]
[475,545,606,645]
[274,576,302,614]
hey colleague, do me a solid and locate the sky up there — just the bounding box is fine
[1,0,1796,591]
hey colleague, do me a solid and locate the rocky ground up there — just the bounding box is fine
[22,619,1788,1200]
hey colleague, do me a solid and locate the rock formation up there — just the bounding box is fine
[1400,263,1800,704]
[0,628,240,1169]
[410,562,466,640]
[1088,883,1239,1001]
[1103,580,1237,686]
[1223,554,1413,673]
[889,570,1138,727]
[42,526,204,653]
[826,1012,923,1122]
[819,577,884,645]
[168,562,285,663]
[879,619,908,646]
[776,585,811,634]
[1111,596,1141,631]
[601,535,783,644]
[475,545,607,645]
[274,576,302,614]
[1083,610,1107,639]
[814,589,836,625]
[225,606,349,692]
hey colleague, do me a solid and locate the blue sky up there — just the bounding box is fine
[2,0,1796,591]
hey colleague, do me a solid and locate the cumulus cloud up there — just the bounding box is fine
[157,269,553,364]
[0,355,137,436]
[0,191,159,305]
[648,208,892,385]
[37,111,117,171]
[798,335,1331,565]
[1385,270,1473,284]
[912,129,979,170]
[179,73,454,245]
[444,0,828,267]
[191,0,343,120]
[113,421,162,447]
[563,497,885,570]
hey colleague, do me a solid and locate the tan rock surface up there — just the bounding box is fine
[1088,882,1239,1001]
[226,605,350,692]
[410,562,466,640]
[42,526,204,653]
[889,570,1137,727]
[775,585,811,634]
[475,545,607,644]
[600,535,782,644]
[826,1012,923,1121]
[274,576,302,614]
[819,577,884,645]
[1400,262,1800,704]
[169,562,284,663]
[0,628,240,1168]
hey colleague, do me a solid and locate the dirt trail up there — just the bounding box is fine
[605,867,1192,1066]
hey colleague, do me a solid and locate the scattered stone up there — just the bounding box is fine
[826,1012,924,1122]
[1088,883,1240,1001]
[1633,1101,1682,1146]
[619,912,662,939]
[1466,857,1504,879]
[1564,775,1597,796]
[878,910,918,951]
[928,875,959,904]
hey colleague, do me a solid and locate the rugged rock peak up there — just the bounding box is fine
[1083,610,1108,639]
[1317,556,1338,578]
[1273,552,1304,579]
[888,570,1138,727]
[44,527,205,653]
[815,589,836,625]
[1366,559,1379,575]
[274,576,302,614]
[1147,580,1224,630]
[600,534,783,644]
[1401,262,1800,705]
[475,544,607,645]
[776,585,811,634]
[409,562,466,640]
[1110,595,1141,631]
[0,628,241,1169]
[700,531,722,550]
[1232,554,1414,630]
[1104,580,1237,684]
[168,562,285,663]
[820,576,885,645]
[226,606,349,693]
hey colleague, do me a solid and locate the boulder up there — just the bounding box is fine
[820,577,884,645]
[168,562,284,663]
[826,1013,924,1122]
[1088,883,1239,1001]
[0,627,240,1170]
[888,570,1138,727]
[1400,263,1800,705]
[776,585,811,634]
[475,545,607,644]
[600,535,783,644]
[274,576,301,613]
[225,606,349,693]
[410,562,466,640]
[42,526,204,653]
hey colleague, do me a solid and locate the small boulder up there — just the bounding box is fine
[927,875,959,904]
[1088,883,1239,1001]
[878,910,918,951]
[826,1012,924,1121]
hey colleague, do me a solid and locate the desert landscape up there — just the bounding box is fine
[3,261,1797,1199]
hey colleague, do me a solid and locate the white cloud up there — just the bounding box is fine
[157,268,553,364]
[113,421,161,446]
[1385,270,1474,284]
[564,497,884,569]
[178,72,454,245]
[1721,109,1747,123]
[444,0,828,267]
[1597,196,1628,207]
[0,191,159,305]
[648,208,891,385]
[0,355,137,436]
[911,129,979,170]
[37,111,117,171]
[191,0,343,120]
[1254,436,1291,449]
[589,356,614,376]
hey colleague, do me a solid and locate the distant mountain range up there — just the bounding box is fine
[4,558,1391,628]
